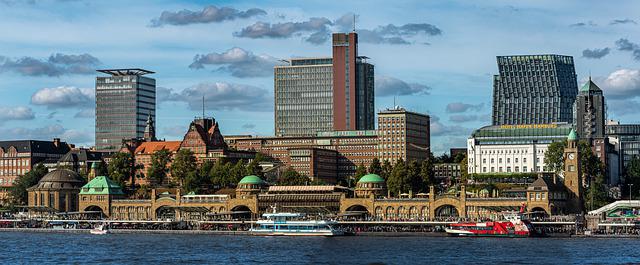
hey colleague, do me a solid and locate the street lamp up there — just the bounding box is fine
[629,184,634,202]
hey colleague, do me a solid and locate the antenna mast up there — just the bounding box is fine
[353,14,356,32]
[202,95,205,118]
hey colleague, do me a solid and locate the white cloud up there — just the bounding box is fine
[598,69,640,99]
[0,106,35,123]
[31,86,94,109]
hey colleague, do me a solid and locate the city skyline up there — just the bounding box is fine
[1,1,640,154]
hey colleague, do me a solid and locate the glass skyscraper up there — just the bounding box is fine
[492,55,578,125]
[95,69,156,151]
[274,32,374,137]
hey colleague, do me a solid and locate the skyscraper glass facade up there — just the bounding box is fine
[492,55,578,125]
[95,69,156,151]
[274,58,334,137]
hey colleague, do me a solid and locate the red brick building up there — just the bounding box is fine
[0,138,71,204]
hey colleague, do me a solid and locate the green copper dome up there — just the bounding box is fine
[568,129,578,141]
[79,176,124,195]
[358,174,385,183]
[238,175,264,185]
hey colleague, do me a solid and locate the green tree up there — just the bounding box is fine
[170,149,197,187]
[108,152,138,188]
[452,152,466,163]
[354,163,367,183]
[544,140,567,174]
[183,170,209,194]
[459,153,469,183]
[209,159,229,188]
[381,160,393,180]
[147,149,172,187]
[584,172,610,211]
[387,159,409,196]
[246,153,265,177]
[407,160,421,193]
[279,168,310,185]
[626,155,640,198]
[419,158,435,191]
[9,163,48,205]
[229,160,248,185]
[368,158,383,176]
[95,161,108,176]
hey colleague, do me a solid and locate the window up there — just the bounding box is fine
[482,167,487,173]
[515,158,518,163]
[491,167,495,172]
[499,158,502,163]
[507,158,510,163]
[523,166,528,172]
[491,158,494,163]
[523,158,527,163]
[507,166,511,172]
[569,165,576,172]
[515,166,519,172]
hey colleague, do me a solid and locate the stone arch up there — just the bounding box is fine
[420,206,429,220]
[230,205,252,220]
[530,207,549,219]
[409,206,418,220]
[344,204,371,220]
[84,205,104,215]
[435,204,459,218]
[156,206,175,220]
[385,206,395,220]
[374,206,383,220]
[219,206,226,213]
[397,206,406,220]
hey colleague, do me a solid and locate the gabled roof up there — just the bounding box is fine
[79,176,124,195]
[134,141,181,155]
[580,78,602,93]
[0,140,70,154]
[528,176,564,192]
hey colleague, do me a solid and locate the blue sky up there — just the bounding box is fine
[1,0,640,154]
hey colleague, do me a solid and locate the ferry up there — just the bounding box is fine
[250,207,343,236]
[90,223,110,235]
[445,212,535,237]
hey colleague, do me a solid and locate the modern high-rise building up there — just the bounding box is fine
[378,107,431,163]
[492,55,578,125]
[274,32,374,137]
[575,78,605,139]
[332,32,375,132]
[95,69,156,151]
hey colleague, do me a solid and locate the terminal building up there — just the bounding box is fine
[467,123,573,174]
[227,107,430,184]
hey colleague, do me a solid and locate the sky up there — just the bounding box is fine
[1,0,640,154]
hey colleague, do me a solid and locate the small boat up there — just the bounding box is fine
[250,206,343,236]
[90,223,110,235]
[445,212,535,237]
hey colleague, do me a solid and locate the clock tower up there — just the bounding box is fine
[563,129,583,213]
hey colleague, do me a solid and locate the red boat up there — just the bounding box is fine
[445,212,535,237]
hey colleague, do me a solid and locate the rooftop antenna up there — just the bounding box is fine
[353,14,356,32]
[202,95,205,118]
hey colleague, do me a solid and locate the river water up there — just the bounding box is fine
[1,232,638,264]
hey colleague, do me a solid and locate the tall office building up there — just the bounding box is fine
[575,78,605,139]
[95,69,156,151]
[274,32,374,137]
[378,107,431,164]
[492,55,578,125]
[332,32,375,131]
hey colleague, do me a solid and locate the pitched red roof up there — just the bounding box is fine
[135,141,181,155]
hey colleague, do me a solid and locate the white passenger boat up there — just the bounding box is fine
[250,207,343,236]
[90,223,110,235]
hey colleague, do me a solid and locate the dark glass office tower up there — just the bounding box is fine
[575,78,605,139]
[492,55,578,125]
[95,69,156,151]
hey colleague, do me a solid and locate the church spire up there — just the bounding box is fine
[144,114,156,141]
